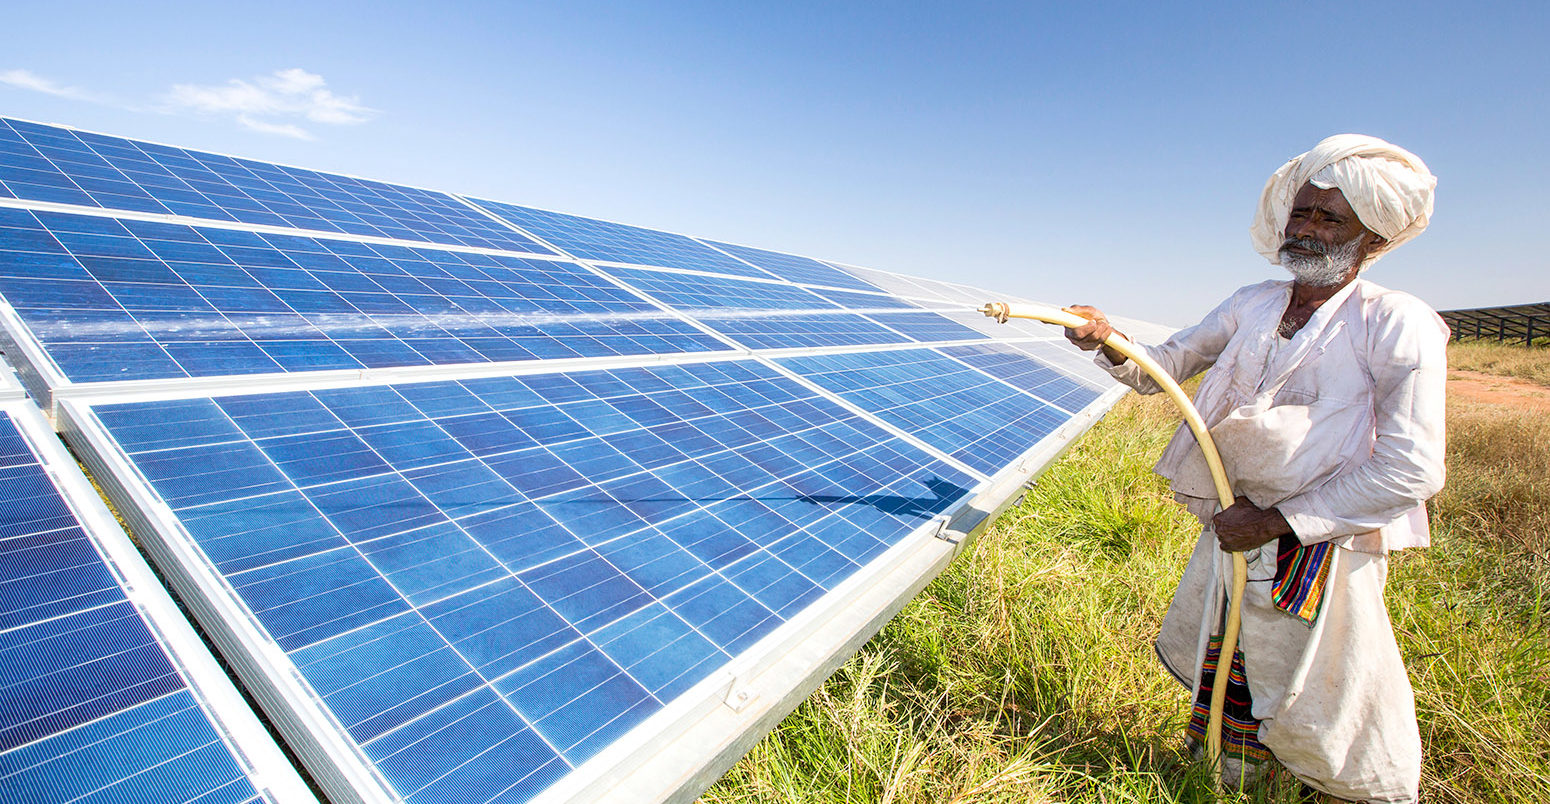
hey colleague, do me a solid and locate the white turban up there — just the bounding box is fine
[1250,134,1436,266]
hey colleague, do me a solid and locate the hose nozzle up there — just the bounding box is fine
[978,302,1011,324]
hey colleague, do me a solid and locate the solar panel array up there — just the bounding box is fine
[0,383,315,804]
[0,117,1127,804]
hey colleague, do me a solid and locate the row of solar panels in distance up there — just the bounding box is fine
[0,118,881,293]
[0,406,287,804]
[75,356,1005,803]
[0,206,996,384]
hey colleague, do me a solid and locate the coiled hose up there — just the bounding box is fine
[978,301,1247,790]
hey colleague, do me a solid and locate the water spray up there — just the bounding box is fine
[978,301,1248,790]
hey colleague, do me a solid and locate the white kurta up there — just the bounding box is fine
[1099,277,1448,803]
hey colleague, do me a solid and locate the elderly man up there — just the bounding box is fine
[1065,134,1447,803]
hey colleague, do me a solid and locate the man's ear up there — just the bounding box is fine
[1361,232,1388,261]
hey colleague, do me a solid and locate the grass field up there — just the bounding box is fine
[1447,339,1550,386]
[701,341,1550,803]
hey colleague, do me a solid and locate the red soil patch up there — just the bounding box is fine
[1447,370,1550,412]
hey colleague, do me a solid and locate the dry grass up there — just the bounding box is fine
[1432,399,1550,554]
[1448,339,1550,387]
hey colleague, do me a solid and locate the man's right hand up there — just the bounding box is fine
[1064,305,1127,364]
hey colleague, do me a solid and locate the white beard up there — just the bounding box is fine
[1279,235,1365,287]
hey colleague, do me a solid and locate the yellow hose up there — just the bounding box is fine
[977,301,1248,790]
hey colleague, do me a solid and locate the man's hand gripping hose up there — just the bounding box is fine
[978,301,1248,791]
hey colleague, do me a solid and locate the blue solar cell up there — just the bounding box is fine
[940,342,1103,412]
[0,118,555,254]
[811,287,921,309]
[591,274,865,347]
[470,198,776,279]
[597,265,988,350]
[368,687,566,804]
[0,411,280,804]
[601,264,835,311]
[85,358,977,802]
[701,240,880,291]
[699,312,914,349]
[777,348,1071,475]
[0,208,728,382]
[868,311,990,343]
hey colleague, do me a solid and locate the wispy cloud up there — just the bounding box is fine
[0,69,107,103]
[0,67,376,140]
[164,68,377,140]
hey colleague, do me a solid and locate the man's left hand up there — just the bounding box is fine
[1212,497,1294,552]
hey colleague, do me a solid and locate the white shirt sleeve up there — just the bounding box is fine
[1277,297,1449,542]
[1095,287,1248,393]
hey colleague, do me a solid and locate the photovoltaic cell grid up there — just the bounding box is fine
[776,348,1074,476]
[0,408,290,804]
[83,358,975,803]
[868,312,990,344]
[0,117,1132,803]
[1011,338,1120,389]
[590,265,897,349]
[470,198,773,280]
[810,287,920,310]
[940,342,1102,413]
[0,206,727,383]
[598,265,986,350]
[600,265,839,312]
[0,118,555,255]
[701,240,880,291]
[839,264,1003,309]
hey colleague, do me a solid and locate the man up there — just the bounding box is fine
[1064,134,1447,803]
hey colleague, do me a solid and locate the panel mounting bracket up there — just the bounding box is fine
[931,514,961,544]
[723,685,757,714]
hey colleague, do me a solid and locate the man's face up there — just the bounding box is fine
[1279,183,1385,287]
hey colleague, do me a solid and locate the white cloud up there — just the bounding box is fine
[1,67,377,140]
[0,69,104,102]
[165,68,377,139]
[234,114,313,140]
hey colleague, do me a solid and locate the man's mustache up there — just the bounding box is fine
[1280,236,1331,256]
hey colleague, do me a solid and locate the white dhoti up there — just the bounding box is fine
[1157,530,1422,803]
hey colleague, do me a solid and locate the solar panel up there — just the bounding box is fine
[0,206,729,394]
[0,117,1141,803]
[776,348,1079,476]
[0,119,553,255]
[597,265,838,312]
[699,241,880,292]
[836,262,953,302]
[939,342,1103,412]
[867,311,990,343]
[594,265,983,350]
[467,199,770,279]
[60,359,983,803]
[0,392,314,804]
[807,287,921,310]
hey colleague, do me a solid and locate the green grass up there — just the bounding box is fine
[702,342,1550,803]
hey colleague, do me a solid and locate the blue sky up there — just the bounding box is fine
[4,1,1545,325]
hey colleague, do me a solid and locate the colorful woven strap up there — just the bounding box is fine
[1187,635,1273,763]
[1270,532,1333,625]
